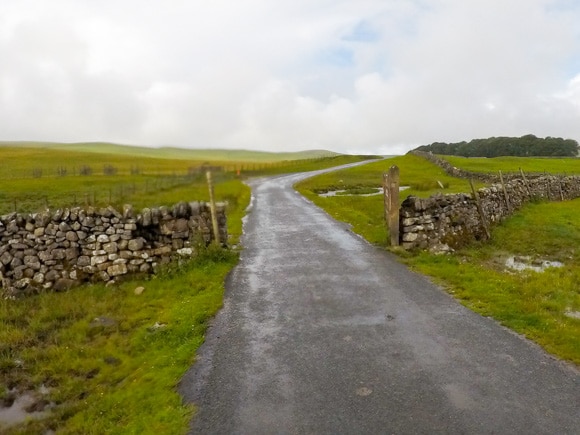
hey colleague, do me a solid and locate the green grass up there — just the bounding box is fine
[296,155,580,365]
[0,145,370,214]
[0,246,238,434]
[442,155,580,175]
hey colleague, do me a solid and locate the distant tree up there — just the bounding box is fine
[79,165,93,176]
[414,135,579,157]
[103,164,118,175]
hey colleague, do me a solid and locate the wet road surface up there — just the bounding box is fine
[180,165,579,434]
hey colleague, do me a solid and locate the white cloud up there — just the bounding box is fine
[1,0,580,154]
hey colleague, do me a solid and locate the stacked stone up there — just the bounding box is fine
[400,193,479,250]
[0,201,227,298]
[400,175,580,251]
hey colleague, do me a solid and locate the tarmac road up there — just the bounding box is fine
[180,163,579,434]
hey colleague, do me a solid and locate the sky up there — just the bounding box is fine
[1,0,580,155]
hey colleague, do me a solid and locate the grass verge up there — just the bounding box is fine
[1,246,238,434]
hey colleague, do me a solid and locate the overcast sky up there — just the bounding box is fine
[1,0,580,154]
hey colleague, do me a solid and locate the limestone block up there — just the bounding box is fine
[24,255,41,270]
[103,242,118,254]
[91,255,108,266]
[33,272,45,284]
[59,222,72,232]
[128,238,145,251]
[0,251,12,265]
[45,269,60,282]
[402,233,419,242]
[107,263,127,277]
[77,256,91,267]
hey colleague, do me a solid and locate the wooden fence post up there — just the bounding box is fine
[519,168,532,198]
[469,179,491,240]
[383,166,400,247]
[206,171,221,246]
[382,172,389,224]
[498,170,511,213]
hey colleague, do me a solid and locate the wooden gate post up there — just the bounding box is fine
[387,166,400,246]
[206,171,221,246]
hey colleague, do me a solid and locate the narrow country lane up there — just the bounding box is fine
[180,164,579,434]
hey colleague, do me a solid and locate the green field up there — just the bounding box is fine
[0,141,342,163]
[442,155,580,175]
[0,144,371,215]
[296,154,580,365]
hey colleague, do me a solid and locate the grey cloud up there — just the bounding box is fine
[1,0,580,154]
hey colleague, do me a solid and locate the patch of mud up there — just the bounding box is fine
[505,256,564,273]
[319,186,410,197]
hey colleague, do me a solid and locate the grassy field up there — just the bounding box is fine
[0,143,373,433]
[296,154,580,365]
[0,145,371,215]
[442,155,580,175]
[0,141,341,163]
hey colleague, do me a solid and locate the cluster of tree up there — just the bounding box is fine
[415,135,579,157]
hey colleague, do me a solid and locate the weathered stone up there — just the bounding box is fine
[107,264,127,277]
[77,256,91,267]
[59,222,72,232]
[402,233,419,242]
[128,238,145,251]
[53,278,77,292]
[65,248,79,260]
[24,255,41,270]
[141,208,152,226]
[103,242,118,254]
[91,255,108,266]
[123,204,134,219]
[97,234,110,243]
[44,269,60,282]
[66,231,79,242]
[0,251,12,266]
[52,249,66,260]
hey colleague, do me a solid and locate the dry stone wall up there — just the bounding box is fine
[410,150,551,182]
[0,201,227,298]
[400,174,580,251]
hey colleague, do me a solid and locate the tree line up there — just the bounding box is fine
[414,134,579,157]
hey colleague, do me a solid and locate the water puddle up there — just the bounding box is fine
[319,186,410,197]
[505,256,564,273]
[0,389,53,429]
